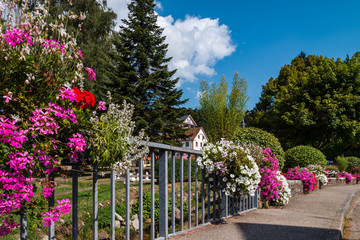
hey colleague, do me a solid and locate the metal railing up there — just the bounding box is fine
[19,141,258,240]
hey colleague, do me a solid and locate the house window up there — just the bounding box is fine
[202,136,204,140]
[200,143,203,147]
[198,135,200,139]
[185,142,189,147]
[196,142,198,147]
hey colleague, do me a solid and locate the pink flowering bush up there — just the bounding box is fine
[286,167,317,193]
[337,172,354,183]
[0,0,106,236]
[258,148,291,205]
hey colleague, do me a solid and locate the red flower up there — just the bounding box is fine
[72,87,95,109]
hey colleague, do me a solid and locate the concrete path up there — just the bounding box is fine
[174,184,360,240]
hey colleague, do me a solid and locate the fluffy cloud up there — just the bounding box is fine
[157,15,236,85]
[107,1,236,85]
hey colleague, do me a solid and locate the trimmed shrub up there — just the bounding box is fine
[235,127,285,170]
[284,145,327,170]
[346,156,360,170]
[335,156,348,172]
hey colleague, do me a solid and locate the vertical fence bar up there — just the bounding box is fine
[72,165,79,240]
[212,177,216,220]
[188,154,192,230]
[195,156,199,226]
[221,178,227,218]
[159,150,169,239]
[201,169,205,224]
[232,195,235,216]
[217,176,221,218]
[110,169,115,240]
[150,151,155,240]
[49,174,55,240]
[20,208,27,240]
[126,170,130,240]
[139,155,144,240]
[171,152,176,234]
[93,164,98,240]
[180,153,184,231]
[207,178,210,222]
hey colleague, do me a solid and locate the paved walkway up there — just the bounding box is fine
[174,184,360,240]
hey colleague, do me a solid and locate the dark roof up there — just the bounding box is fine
[184,127,208,141]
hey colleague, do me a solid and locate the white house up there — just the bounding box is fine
[178,115,208,150]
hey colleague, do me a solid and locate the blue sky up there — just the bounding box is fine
[108,0,360,110]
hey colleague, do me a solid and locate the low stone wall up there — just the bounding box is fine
[327,177,346,186]
[258,177,358,207]
[287,180,303,197]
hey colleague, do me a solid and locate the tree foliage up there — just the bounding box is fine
[199,73,248,142]
[101,0,187,144]
[249,53,360,159]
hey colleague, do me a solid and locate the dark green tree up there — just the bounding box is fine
[249,52,360,159]
[103,0,187,144]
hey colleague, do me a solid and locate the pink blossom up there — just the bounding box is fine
[42,187,53,198]
[67,133,86,162]
[41,199,71,227]
[43,39,66,53]
[3,28,33,47]
[77,49,84,59]
[97,101,106,111]
[58,87,78,103]
[85,67,96,81]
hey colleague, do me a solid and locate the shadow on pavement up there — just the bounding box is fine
[234,222,341,240]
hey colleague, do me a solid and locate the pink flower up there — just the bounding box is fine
[58,87,78,103]
[77,49,84,59]
[3,28,33,47]
[42,187,53,198]
[67,133,86,162]
[85,67,96,81]
[3,92,12,103]
[97,101,106,111]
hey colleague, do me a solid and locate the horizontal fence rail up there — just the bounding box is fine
[18,141,258,240]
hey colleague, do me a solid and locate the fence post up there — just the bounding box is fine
[110,169,115,240]
[158,150,168,239]
[49,174,55,240]
[72,165,79,240]
[93,163,98,240]
[20,207,27,240]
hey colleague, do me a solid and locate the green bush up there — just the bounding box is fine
[235,127,285,170]
[345,156,360,170]
[284,145,327,170]
[335,156,349,172]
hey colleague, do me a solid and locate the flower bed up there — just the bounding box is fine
[286,167,317,193]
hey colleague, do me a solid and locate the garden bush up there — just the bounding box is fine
[335,156,348,172]
[284,146,326,170]
[235,127,285,170]
[286,167,317,193]
[98,203,127,229]
[345,156,360,170]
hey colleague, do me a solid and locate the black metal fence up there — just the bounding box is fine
[19,141,258,240]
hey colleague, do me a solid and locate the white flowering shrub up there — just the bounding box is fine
[274,172,291,205]
[317,173,328,186]
[197,139,261,196]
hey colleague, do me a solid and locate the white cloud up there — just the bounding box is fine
[155,1,163,10]
[107,2,236,86]
[107,0,131,30]
[158,15,236,85]
[196,90,203,99]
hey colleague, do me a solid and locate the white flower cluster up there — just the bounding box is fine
[275,171,291,205]
[317,173,328,186]
[198,139,261,197]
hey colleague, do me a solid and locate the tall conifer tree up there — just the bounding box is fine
[105,0,187,144]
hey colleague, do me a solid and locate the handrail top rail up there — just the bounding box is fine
[143,140,203,155]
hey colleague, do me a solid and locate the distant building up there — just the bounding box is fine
[178,115,208,150]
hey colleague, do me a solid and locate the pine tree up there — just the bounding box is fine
[104,0,187,144]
